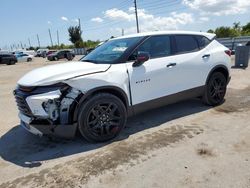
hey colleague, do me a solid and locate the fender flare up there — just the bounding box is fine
[72,86,131,122]
[205,65,230,85]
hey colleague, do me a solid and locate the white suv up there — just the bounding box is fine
[14,31,231,142]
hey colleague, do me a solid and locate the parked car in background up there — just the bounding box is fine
[47,50,75,61]
[86,48,94,55]
[16,53,33,62]
[36,49,49,58]
[14,31,231,142]
[14,50,35,56]
[0,53,17,65]
[46,50,57,56]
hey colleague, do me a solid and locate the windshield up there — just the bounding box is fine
[81,37,143,64]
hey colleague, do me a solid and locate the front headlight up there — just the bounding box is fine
[25,90,62,117]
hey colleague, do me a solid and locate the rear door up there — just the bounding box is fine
[1,55,9,64]
[58,51,65,59]
[170,34,212,91]
[18,54,28,62]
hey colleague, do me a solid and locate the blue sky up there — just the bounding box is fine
[0,0,249,49]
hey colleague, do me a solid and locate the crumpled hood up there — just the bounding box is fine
[18,61,111,86]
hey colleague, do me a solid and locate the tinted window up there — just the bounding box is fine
[195,35,210,49]
[137,35,171,59]
[175,35,199,54]
[1,54,10,57]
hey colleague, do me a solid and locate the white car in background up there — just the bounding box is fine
[36,49,49,57]
[14,31,231,142]
[16,53,33,62]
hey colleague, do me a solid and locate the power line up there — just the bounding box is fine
[140,0,179,7]
[12,0,187,47]
[141,1,182,12]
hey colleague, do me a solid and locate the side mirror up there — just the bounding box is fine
[133,52,150,67]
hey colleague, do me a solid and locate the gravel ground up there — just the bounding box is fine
[0,56,250,188]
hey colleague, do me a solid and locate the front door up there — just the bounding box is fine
[126,35,180,106]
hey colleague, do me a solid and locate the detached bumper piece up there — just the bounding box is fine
[14,84,81,138]
[19,113,77,138]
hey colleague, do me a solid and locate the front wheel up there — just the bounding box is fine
[78,93,127,142]
[203,72,227,106]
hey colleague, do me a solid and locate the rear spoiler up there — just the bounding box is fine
[203,33,216,40]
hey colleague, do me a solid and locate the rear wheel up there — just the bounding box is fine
[7,60,15,65]
[27,58,32,62]
[78,93,127,142]
[203,72,227,106]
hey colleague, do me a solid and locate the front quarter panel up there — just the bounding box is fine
[64,64,131,104]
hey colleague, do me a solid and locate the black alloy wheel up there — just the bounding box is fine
[203,72,227,106]
[78,93,127,142]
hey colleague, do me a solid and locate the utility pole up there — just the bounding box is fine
[78,18,82,37]
[28,38,31,47]
[57,30,60,46]
[37,34,40,48]
[134,0,140,33]
[48,29,53,47]
[20,41,23,49]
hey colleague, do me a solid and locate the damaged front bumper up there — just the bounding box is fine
[19,113,78,138]
[14,84,82,138]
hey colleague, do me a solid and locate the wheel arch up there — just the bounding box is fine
[72,86,130,122]
[206,65,230,85]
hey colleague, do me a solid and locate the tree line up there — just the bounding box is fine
[27,21,250,51]
[208,22,250,38]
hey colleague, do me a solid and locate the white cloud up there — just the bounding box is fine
[71,18,79,23]
[47,21,52,25]
[91,17,104,23]
[61,16,69,21]
[105,8,134,21]
[199,17,210,22]
[105,8,194,34]
[182,0,250,16]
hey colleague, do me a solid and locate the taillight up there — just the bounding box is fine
[225,50,231,57]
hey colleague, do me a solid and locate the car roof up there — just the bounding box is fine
[113,30,216,40]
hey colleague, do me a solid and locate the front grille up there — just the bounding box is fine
[14,89,33,116]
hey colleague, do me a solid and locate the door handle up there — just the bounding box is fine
[166,63,177,67]
[202,54,210,59]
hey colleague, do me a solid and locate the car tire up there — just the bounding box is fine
[203,72,227,106]
[54,57,58,61]
[27,58,32,62]
[7,60,15,65]
[78,93,127,142]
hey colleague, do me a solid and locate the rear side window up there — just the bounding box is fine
[174,35,199,54]
[137,35,171,58]
[1,54,10,57]
[195,35,211,49]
